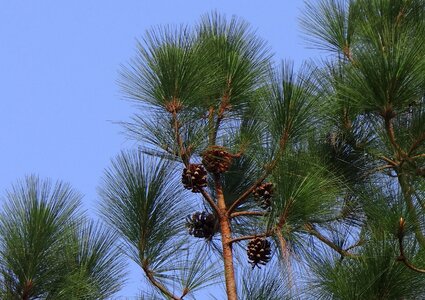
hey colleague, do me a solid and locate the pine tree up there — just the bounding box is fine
[2,0,425,299]
[0,176,126,299]
[98,1,425,298]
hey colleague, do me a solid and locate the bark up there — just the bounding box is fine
[215,174,238,300]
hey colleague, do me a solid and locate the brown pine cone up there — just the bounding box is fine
[201,146,233,174]
[181,164,208,193]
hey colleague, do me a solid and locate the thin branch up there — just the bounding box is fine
[397,219,425,273]
[142,266,180,300]
[398,174,425,248]
[228,172,269,214]
[384,115,407,157]
[208,106,215,145]
[397,256,425,273]
[199,188,220,214]
[410,153,425,160]
[380,155,399,167]
[360,164,394,178]
[344,238,365,252]
[408,132,425,156]
[304,224,358,258]
[214,96,228,143]
[230,211,266,218]
[228,131,289,213]
[170,107,220,214]
[171,110,189,167]
[229,232,270,244]
[275,230,288,260]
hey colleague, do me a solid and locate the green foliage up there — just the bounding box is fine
[269,153,342,228]
[114,5,425,298]
[196,12,271,111]
[4,3,425,298]
[308,237,425,299]
[120,25,210,110]
[99,151,188,271]
[0,176,124,299]
[262,61,318,148]
[239,266,292,300]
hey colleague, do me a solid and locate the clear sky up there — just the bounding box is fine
[0,1,317,298]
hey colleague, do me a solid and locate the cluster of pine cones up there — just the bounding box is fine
[181,146,233,193]
[182,146,274,268]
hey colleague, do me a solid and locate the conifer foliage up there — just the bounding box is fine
[110,1,425,298]
[1,1,425,299]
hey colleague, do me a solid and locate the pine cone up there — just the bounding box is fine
[247,238,271,269]
[182,164,208,193]
[253,182,273,209]
[186,212,217,241]
[201,146,233,174]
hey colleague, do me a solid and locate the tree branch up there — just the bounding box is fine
[171,110,189,167]
[384,114,407,158]
[208,106,216,146]
[411,153,425,160]
[398,174,425,248]
[229,232,270,244]
[230,211,266,218]
[361,164,394,178]
[380,155,399,167]
[228,131,289,213]
[142,265,180,300]
[275,230,289,260]
[228,172,269,214]
[304,224,358,258]
[170,106,220,214]
[199,188,220,214]
[397,218,425,273]
[408,132,425,156]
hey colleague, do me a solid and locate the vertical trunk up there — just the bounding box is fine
[215,175,238,300]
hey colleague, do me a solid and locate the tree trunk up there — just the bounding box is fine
[215,175,238,300]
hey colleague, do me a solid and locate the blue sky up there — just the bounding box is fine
[0,1,316,298]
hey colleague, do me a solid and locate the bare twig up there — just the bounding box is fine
[230,211,266,218]
[229,232,270,244]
